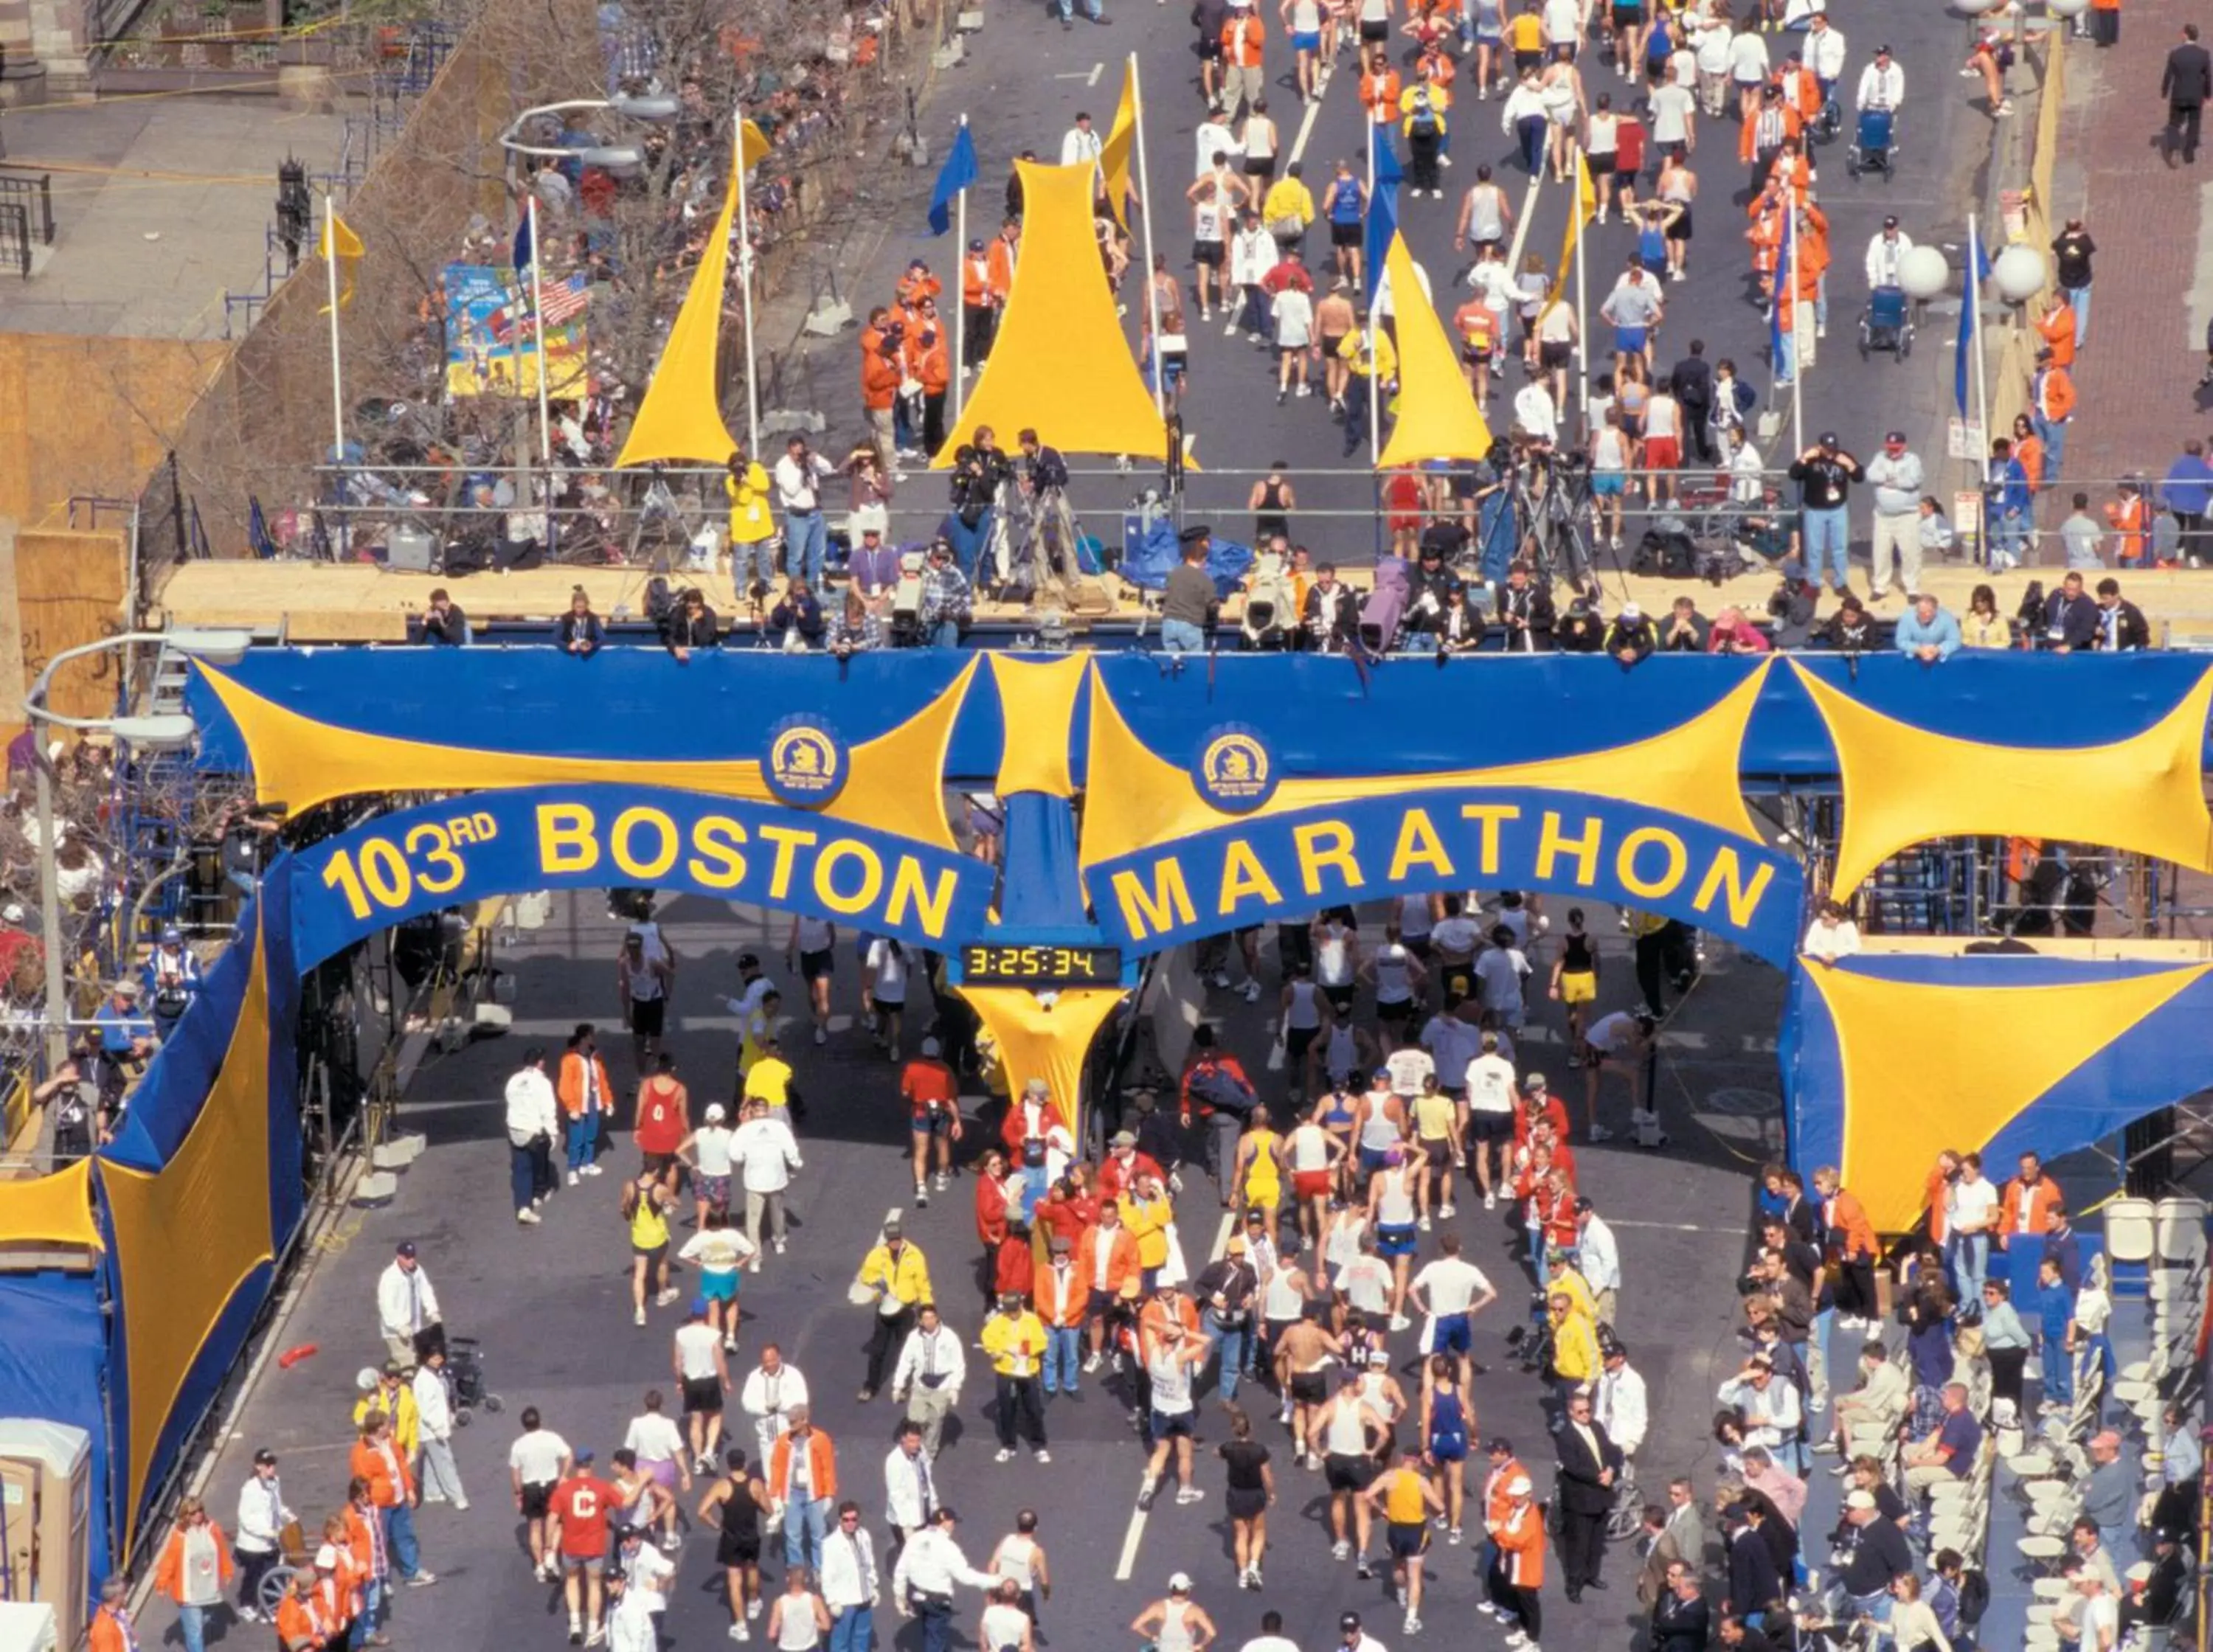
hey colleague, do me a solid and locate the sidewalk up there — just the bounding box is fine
[2054,9,2211,486]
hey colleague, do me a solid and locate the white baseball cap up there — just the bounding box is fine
[1168,1572,1194,1592]
[1506,1475,1532,1496]
[705,1103,727,1123]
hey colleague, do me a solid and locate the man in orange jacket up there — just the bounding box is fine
[768,1409,839,1571]
[1076,1201,1141,1370]
[1739,84,1802,191]
[558,1023,613,1185]
[1811,1165,1880,1328]
[862,328,904,476]
[153,1496,234,1652]
[907,304,952,457]
[89,1578,139,1652]
[1486,1473,1547,1643]
[2033,346,2077,473]
[349,1412,434,1603]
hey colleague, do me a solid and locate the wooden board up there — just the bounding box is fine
[15,527,129,725]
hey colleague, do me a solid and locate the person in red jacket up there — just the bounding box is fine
[997,1219,1038,1300]
[547,1450,620,1645]
[153,1495,234,1652]
[861,329,904,476]
[1098,1129,1167,1201]
[903,1037,963,1204]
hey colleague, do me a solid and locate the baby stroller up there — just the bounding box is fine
[446,1335,503,1426]
[1858,285,1914,361]
[1846,106,1896,179]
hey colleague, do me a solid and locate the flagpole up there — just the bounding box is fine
[1130,54,1168,427]
[526,193,553,464]
[1572,144,1589,434]
[733,105,761,459]
[322,192,344,462]
[1787,179,1804,457]
[954,114,972,425]
[1969,212,1992,497]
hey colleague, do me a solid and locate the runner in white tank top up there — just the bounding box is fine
[1396,892,1435,948]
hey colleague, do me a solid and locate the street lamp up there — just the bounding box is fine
[495,97,679,176]
[24,629,251,1076]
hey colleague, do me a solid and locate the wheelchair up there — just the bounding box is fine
[1858,285,1914,361]
[1846,106,1896,179]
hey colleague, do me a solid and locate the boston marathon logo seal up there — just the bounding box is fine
[764,716,848,807]
[1192,723,1278,813]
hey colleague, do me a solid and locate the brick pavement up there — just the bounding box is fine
[2057,5,2209,487]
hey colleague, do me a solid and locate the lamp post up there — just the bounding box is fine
[24,630,250,1075]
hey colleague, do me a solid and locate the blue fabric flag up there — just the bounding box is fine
[511,206,533,277]
[929,122,979,237]
[1769,205,1793,384]
[1362,140,1402,305]
[1954,221,1985,416]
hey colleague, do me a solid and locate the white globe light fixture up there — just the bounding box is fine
[2046,0,2088,17]
[1992,243,2048,304]
[1898,245,1950,301]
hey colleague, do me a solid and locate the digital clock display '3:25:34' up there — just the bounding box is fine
[957,943,1123,985]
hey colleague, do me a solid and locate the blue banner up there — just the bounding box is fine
[286,786,996,970]
[1084,787,1804,962]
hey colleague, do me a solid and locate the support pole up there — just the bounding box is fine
[527,193,553,464]
[1130,55,1168,430]
[954,114,971,425]
[734,105,761,459]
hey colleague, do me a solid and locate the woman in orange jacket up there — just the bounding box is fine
[1486,1475,1547,1642]
[154,1496,234,1652]
[558,1024,614,1184]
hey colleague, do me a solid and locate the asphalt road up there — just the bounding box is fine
[836,0,1989,575]
[142,886,1786,1652]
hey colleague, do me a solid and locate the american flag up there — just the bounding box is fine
[537,273,589,326]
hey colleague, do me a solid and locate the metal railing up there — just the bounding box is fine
[0,204,30,278]
[0,170,54,246]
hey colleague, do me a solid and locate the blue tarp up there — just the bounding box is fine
[1117,518,1253,597]
[0,1272,111,1583]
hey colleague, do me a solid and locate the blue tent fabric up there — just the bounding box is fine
[1117,518,1253,597]
[996,796,1090,931]
[0,1272,111,1584]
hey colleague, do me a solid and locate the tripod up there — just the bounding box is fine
[1510,452,1599,594]
[994,482,1086,608]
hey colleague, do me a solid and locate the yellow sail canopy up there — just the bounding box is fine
[1376,232,1492,469]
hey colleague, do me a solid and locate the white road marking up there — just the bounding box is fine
[1602,1218,1747,1235]
[1286,60,1337,168]
[1090,60,1106,86]
[1113,1207,1238,1581]
[1500,171,1544,279]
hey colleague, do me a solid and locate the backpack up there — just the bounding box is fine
[1633,525,1697,578]
[1409,100,1441,137]
[1956,1568,1990,1628]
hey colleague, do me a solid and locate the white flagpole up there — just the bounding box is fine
[1129,55,1168,426]
[1969,212,1993,497]
[954,114,972,425]
[1572,145,1589,432]
[527,193,553,464]
[733,106,761,459]
[323,193,344,461]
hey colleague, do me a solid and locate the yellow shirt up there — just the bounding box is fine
[1547,1264,1596,1323]
[980,1311,1049,1378]
[744,1055,794,1109]
[726,462,775,545]
[1414,1092,1458,1142]
[1118,1193,1171,1268]
[1383,1467,1430,1524]
[1261,176,1315,227]
[1506,12,1542,49]
[1553,1309,1601,1382]
[352,1386,420,1457]
[631,1191,671,1251]
[1339,328,1399,381]
[858,1240,932,1307]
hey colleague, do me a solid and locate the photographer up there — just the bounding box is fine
[1497,562,1556,653]
[1301,562,1362,653]
[920,543,973,649]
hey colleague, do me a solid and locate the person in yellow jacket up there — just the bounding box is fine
[1118,1174,1175,1293]
[980,1292,1052,1462]
[353,1362,420,1459]
[1399,81,1452,198]
[1338,321,1399,459]
[854,1217,932,1403]
[1544,1249,1598,1328]
[725,446,777,601]
[1261,166,1316,254]
[1547,1288,1602,1414]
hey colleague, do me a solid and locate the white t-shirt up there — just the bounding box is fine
[675,1321,724,1381]
[1273,288,1315,348]
[794,916,834,954]
[626,1540,673,1611]
[1465,1052,1517,1114]
[679,1225,755,1276]
[509,1429,571,1486]
[1729,32,1770,81]
[1475,947,1529,1012]
[1413,1257,1493,1315]
[1372,943,1416,1004]
[1385,1048,1435,1098]
[1150,1350,1196,1415]
[1432,915,1481,957]
[1649,83,1695,146]
[982,1603,1032,1652]
[692,1124,735,1177]
[1947,1177,1998,1235]
[867,940,908,1004]
[624,1412,685,1465]
[1337,1256,1394,1313]
[1587,1011,1641,1054]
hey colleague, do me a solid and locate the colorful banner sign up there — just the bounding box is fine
[286,786,994,971]
[443,262,589,400]
[1084,788,1804,963]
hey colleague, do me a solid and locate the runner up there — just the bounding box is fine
[510,1408,573,1581]
[1233,1108,1287,1251]
[1363,926,1428,1054]
[673,1301,734,1474]
[1318,1370,1388,1574]
[865,937,910,1062]
[1130,1574,1217,1652]
[622,1170,679,1328]
[633,1055,690,1200]
[1419,1354,1474,1543]
[1548,909,1600,1062]
[1365,1442,1444,1633]
[1286,1102,1347,1247]
[1463,1032,1517,1210]
[617,931,673,1077]
[1136,1315,1211,1509]
[697,1448,770,1641]
[680,1103,738,1235]
[785,913,837,1047]
[548,1449,619,1647]
[1218,1406,1276,1589]
[621,1391,690,1548]
[1275,1307,1343,1465]
[1408,1075,1461,1228]
[901,1038,963,1205]
[986,1509,1050,1625]
[1366,1145,1422,1330]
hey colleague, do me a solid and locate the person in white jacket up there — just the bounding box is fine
[891,1507,997,1652]
[413,1347,469,1507]
[741,1345,811,1468]
[505,1050,559,1224]
[1865,219,1915,291]
[232,1449,294,1622]
[1855,45,1903,112]
[883,1420,940,1552]
[820,1499,880,1652]
[1595,1344,1649,1462]
[891,1305,968,1460]
[376,1240,443,1365]
[1228,215,1279,342]
[733,1099,805,1263]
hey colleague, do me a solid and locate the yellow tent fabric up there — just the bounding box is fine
[1099,62,1138,231]
[1376,232,1492,469]
[933,159,1167,466]
[1080,658,1773,868]
[195,658,977,853]
[616,127,745,468]
[1807,961,2212,1231]
[1792,662,2213,893]
[740,118,771,170]
[957,985,1126,1134]
[988,655,1085,797]
[104,927,276,1556]
[0,1158,100,1250]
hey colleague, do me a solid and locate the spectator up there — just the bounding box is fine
[1960,583,2010,649]
[1838,1488,1913,1615]
[1863,430,1925,599]
[2060,491,2106,571]
[1894,593,1960,663]
[2052,218,2096,346]
[2032,347,2077,478]
[1820,593,1875,653]
[1160,528,1219,653]
[2102,478,2150,569]
[768,579,827,651]
[773,437,837,588]
[1787,433,1863,595]
[662,586,719,663]
[555,587,603,657]
[2159,439,2213,561]
[2042,571,2100,652]
[1659,595,1708,652]
[2093,577,2151,650]
[1603,603,1658,664]
[1901,1382,1981,1494]
[1984,438,2033,571]
[2162,25,2209,166]
[1708,606,1771,654]
[920,541,972,648]
[422,587,470,646]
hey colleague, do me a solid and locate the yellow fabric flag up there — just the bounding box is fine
[933,159,1167,465]
[740,117,771,170]
[1376,232,1492,468]
[319,208,364,313]
[1098,61,1139,230]
[1551,150,1597,302]
[616,128,744,467]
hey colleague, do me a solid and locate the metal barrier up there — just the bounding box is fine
[0,170,54,246]
[0,204,29,278]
